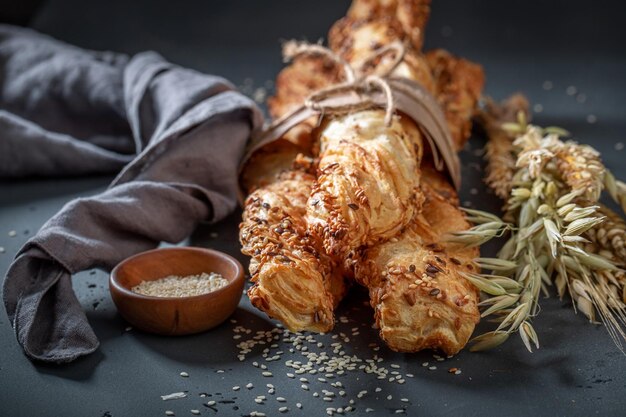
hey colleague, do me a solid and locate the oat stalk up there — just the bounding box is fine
[466,103,626,353]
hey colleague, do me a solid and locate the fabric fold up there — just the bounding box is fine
[0,25,263,363]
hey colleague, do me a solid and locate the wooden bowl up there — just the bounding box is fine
[110,247,245,335]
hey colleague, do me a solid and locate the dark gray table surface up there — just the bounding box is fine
[1,1,626,416]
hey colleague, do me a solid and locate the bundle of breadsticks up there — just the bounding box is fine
[239,0,485,354]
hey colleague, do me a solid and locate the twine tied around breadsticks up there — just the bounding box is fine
[282,40,406,127]
[239,40,462,191]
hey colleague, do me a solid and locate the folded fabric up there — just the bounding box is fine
[0,25,263,363]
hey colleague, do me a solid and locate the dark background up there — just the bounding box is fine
[1,1,626,416]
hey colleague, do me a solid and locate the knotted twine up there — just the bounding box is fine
[239,40,461,190]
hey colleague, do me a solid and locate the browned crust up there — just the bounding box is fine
[355,182,479,355]
[239,0,485,353]
[425,49,485,150]
[241,171,347,332]
[344,0,431,51]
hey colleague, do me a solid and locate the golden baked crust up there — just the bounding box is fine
[355,181,479,354]
[240,53,347,332]
[329,17,435,93]
[307,8,435,264]
[239,0,485,353]
[239,59,349,332]
[268,55,344,150]
[426,49,485,150]
[307,110,423,260]
[344,0,431,51]
[240,140,306,194]
[348,63,483,352]
[240,170,347,332]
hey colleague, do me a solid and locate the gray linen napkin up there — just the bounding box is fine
[0,25,263,363]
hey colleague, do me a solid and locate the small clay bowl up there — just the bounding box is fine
[110,247,244,335]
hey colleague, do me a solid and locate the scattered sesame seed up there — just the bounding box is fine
[0,247,5,253]
[387,395,393,400]
[165,412,175,416]
[422,362,429,367]
[279,407,288,413]
[190,410,200,415]
[533,103,543,113]
[455,370,462,375]
[615,142,624,151]
[8,230,16,237]
[216,370,224,374]
[395,409,406,414]
[429,366,437,370]
[246,383,254,389]
[365,408,374,413]
[161,392,187,401]
[230,315,443,416]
